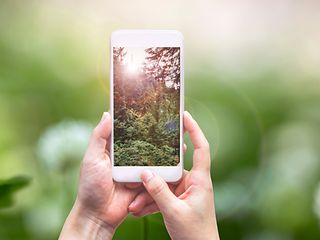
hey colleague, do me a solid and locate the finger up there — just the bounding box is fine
[128,191,154,213]
[85,112,111,160]
[105,135,111,154]
[168,183,179,192]
[183,143,187,154]
[177,185,194,200]
[129,183,178,213]
[132,203,160,217]
[184,111,211,173]
[141,170,180,213]
[125,183,143,189]
[174,170,189,196]
[114,183,143,208]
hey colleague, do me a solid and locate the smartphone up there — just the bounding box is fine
[110,30,184,182]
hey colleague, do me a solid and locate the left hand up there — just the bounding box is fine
[59,112,146,240]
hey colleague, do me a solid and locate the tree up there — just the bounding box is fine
[113,47,180,166]
[144,47,180,89]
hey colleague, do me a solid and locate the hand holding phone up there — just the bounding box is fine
[128,111,220,240]
[59,113,151,239]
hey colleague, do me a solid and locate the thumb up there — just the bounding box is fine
[85,112,111,160]
[141,170,179,212]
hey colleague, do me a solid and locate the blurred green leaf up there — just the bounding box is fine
[146,214,170,240]
[0,175,31,208]
[113,217,144,239]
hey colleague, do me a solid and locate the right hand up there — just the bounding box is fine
[129,111,220,240]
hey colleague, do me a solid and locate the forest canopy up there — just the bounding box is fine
[113,47,181,166]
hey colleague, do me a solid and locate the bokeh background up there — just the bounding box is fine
[1,0,320,239]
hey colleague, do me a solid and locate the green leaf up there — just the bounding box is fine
[0,175,32,208]
[113,216,144,239]
[145,214,170,240]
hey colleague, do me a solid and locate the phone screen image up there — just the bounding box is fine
[113,47,181,166]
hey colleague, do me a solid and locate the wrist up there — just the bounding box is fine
[59,199,115,240]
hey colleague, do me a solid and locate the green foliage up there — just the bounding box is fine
[1,2,320,239]
[114,102,180,166]
[114,140,178,166]
[113,47,180,166]
[114,214,170,240]
[0,176,31,208]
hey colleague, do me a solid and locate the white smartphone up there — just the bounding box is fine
[110,30,184,182]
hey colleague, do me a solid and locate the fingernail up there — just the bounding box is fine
[100,112,110,123]
[141,170,154,183]
[128,200,136,210]
[185,111,193,120]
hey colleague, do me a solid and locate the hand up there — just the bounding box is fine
[129,111,220,240]
[59,112,144,240]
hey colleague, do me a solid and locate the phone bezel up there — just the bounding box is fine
[110,30,184,182]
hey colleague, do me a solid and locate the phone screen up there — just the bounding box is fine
[113,47,181,166]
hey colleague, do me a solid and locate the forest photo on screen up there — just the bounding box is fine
[113,47,180,166]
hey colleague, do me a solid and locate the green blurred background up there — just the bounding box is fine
[1,0,320,239]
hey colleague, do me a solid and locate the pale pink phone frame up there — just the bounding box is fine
[110,30,184,182]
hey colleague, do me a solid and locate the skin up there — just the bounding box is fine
[129,111,220,240]
[59,111,220,240]
[59,112,144,239]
